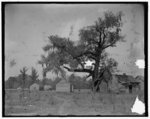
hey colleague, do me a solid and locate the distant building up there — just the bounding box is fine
[116,74,141,93]
[56,79,70,92]
[44,85,52,91]
[135,76,144,91]
[70,79,92,92]
[30,83,39,91]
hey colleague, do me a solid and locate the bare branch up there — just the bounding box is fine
[76,58,84,69]
[73,51,96,59]
[63,66,92,73]
[102,40,116,49]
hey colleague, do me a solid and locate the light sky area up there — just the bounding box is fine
[5,4,144,80]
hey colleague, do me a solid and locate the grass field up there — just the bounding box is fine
[4,90,144,116]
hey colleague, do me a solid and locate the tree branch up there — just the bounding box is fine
[63,66,92,73]
[76,58,84,69]
[73,51,96,59]
[88,55,97,60]
[86,72,93,79]
[101,29,107,46]
[98,31,102,45]
[102,39,116,49]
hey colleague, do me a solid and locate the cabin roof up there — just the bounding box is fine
[115,74,141,83]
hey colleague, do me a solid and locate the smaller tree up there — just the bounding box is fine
[38,55,67,80]
[30,67,39,85]
[101,57,118,73]
[20,67,28,97]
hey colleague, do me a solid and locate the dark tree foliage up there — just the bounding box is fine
[30,67,39,84]
[20,67,28,88]
[20,67,28,96]
[39,11,124,92]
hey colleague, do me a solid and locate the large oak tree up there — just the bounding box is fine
[39,11,124,92]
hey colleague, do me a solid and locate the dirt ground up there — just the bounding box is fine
[4,90,144,116]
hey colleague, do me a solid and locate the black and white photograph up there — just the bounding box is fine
[2,2,148,117]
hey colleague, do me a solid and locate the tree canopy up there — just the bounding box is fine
[39,11,125,91]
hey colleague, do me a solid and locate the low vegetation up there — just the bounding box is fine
[5,90,144,116]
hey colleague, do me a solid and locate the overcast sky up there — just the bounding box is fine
[5,4,144,80]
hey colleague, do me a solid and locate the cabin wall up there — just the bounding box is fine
[56,83,70,92]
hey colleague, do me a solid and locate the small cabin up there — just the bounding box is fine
[30,83,39,91]
[44,85,52,91]
[56,79,70,92]
[70,80,92,92]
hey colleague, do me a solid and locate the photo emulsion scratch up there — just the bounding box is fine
[3,2,147,117]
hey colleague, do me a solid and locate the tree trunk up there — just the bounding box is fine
[92,48,102,93]
[92,60,100,92]
[22,76,25,98]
